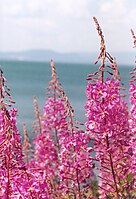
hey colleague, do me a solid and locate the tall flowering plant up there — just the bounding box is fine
[31,60,96,198]
[31,61,67,198]
[57,83,95,198]
[0,69,45,198]
[129,29,136,190]
[85,17,135,198]
[0,68,26,198]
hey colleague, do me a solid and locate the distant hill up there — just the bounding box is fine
[0,50,135,65]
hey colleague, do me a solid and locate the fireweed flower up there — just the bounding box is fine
[85,17,133,198]
[0,108,25,198]
[57,93,95,198]
[31,62,68,197]
[32,60,95,198]
[129,33,136,194]
[129,30,136,191]
[0,68,40,199]
[23,123,33,165]
[129,82,136,189]
[0,68,26,198]
[85,78,133,197]
[59,129,95,198]
[32,130,59,198]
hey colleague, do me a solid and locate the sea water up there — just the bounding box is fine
[0,60,133,139]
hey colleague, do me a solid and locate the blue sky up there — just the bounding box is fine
[0,0,136,53]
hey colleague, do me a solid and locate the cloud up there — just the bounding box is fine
[0,0,135,52]
[0,0,90,19]
[97,0,136,28]
[100,0,126,16]
[89,0,136,52]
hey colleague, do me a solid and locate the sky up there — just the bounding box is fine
[0,0,136,53]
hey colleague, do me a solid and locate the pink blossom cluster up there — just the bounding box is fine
[30,61,95,198]
[129,82,136,134]
[0,108,39,198]
[58,130,95,198]
[85,18,135,198]
[85,78,134,198]
[129,71,136,189]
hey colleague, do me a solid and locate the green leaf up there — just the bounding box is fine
[127,172,133,183]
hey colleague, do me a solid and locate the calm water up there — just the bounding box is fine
[0,60,133,139]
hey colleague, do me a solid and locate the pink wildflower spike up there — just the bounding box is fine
[92,17,121,86]
[23,123,33,165]
[85,17,133,198]
[33,96,42,134]
[0,68,42,198]
[0,107,28,198]
[0,68,15,108]
[131,29,136,48]
[31,60,67,197]
[0,68,28,198]
[31,60,95,198]
[48,63,95,197]
[129,29,136,191]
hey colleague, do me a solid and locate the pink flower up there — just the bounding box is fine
[85,78,133,198]
[129,80,136,190]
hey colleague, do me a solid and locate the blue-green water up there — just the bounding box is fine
[0,60,133,139]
